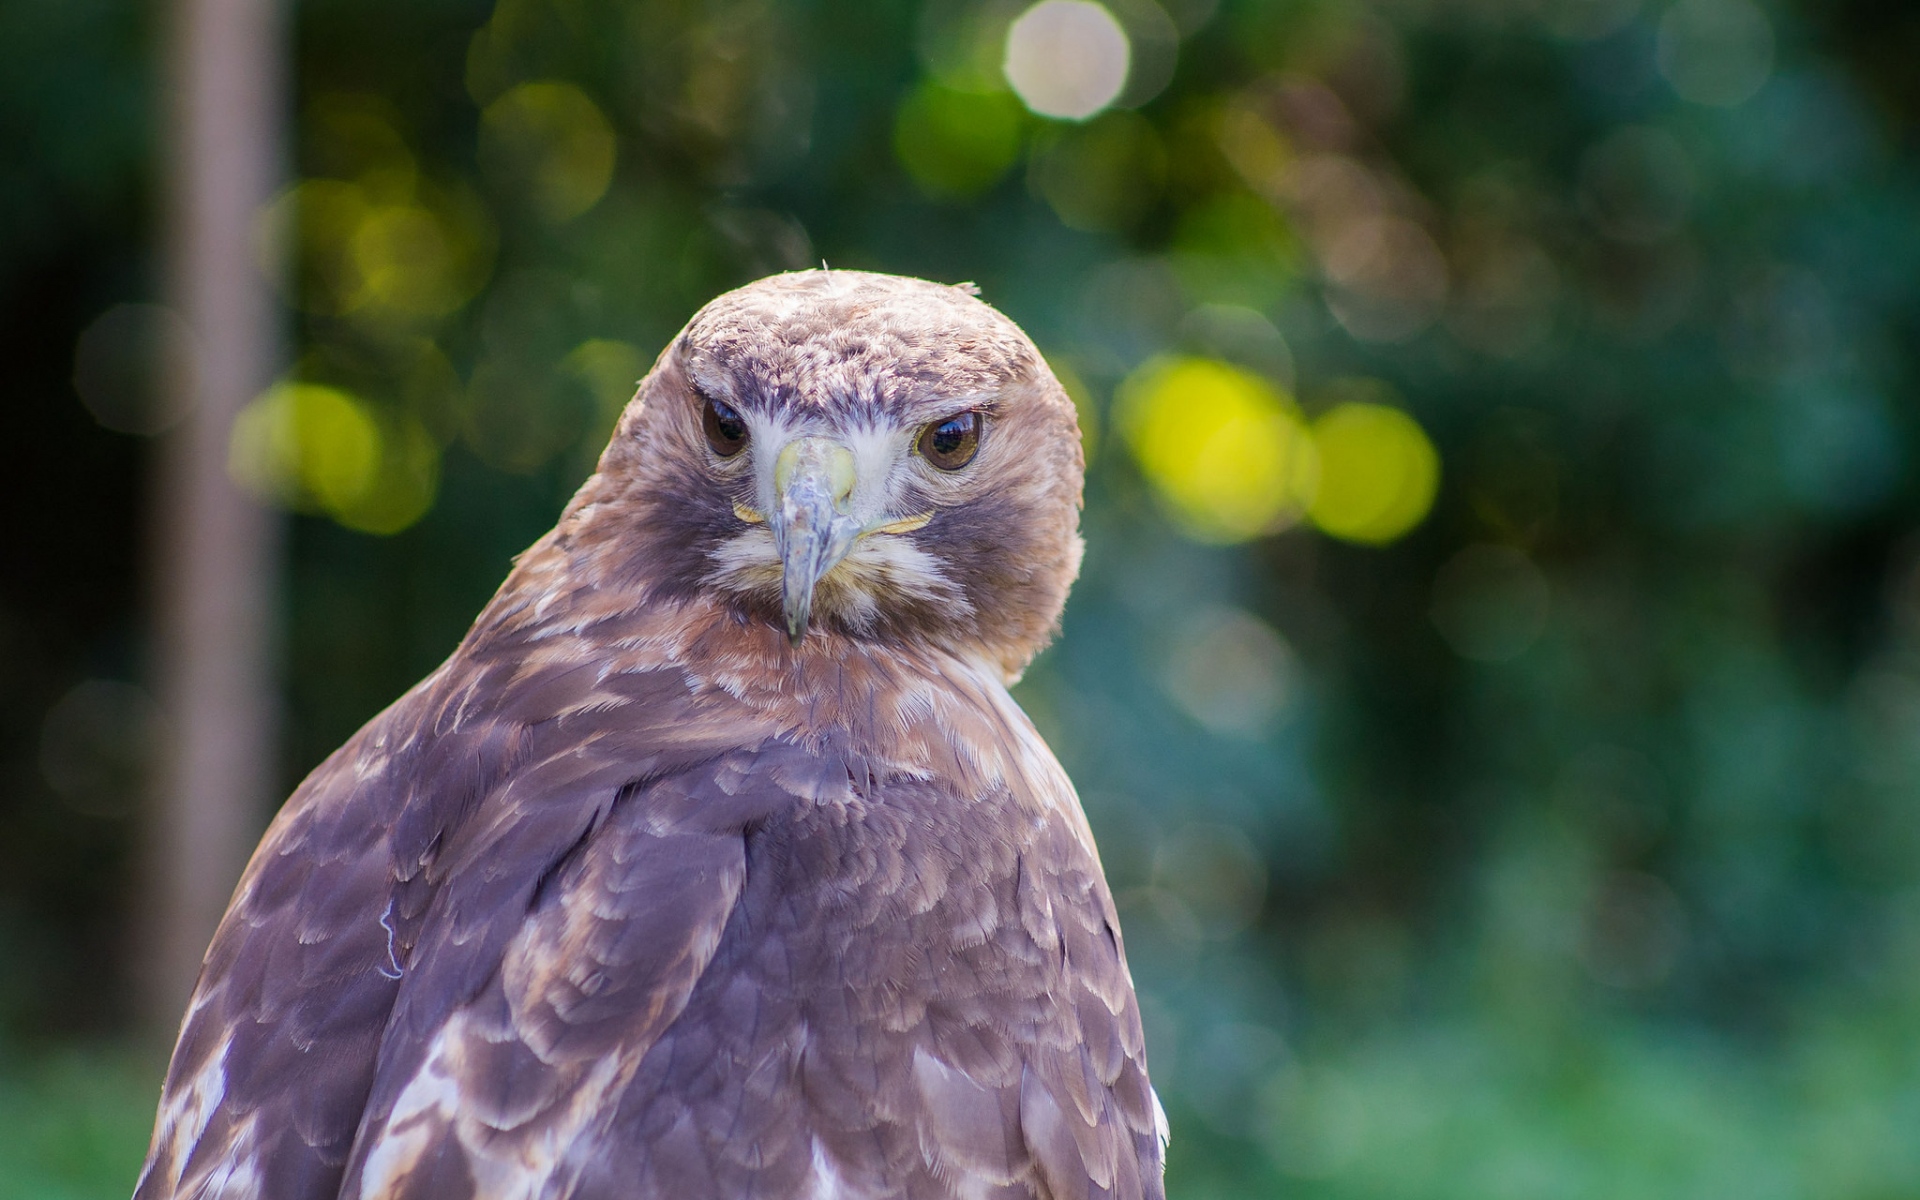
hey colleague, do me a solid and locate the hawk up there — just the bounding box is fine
[136,270,1167,1200]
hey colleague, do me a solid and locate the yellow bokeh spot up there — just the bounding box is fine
[352,205,463,316]
[306,93,419,202]
[1307,401,1441,545]
[231,383,376,513]
[564,338,647,413]
[564,338,649,455]
[262,179,494,323]
[230,382,439,535]
[1118,356,1318,543]
[260,180,366,315]
[479,81,617,223]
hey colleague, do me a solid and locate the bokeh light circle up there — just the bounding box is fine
[1430,544,1550,662]
[479,81,617,222]
[1306,402,1440,545]
[1003,0,1131,121]
[1657,0,1774,108]
[230,382,439,535]
[893,82,1026,198]
[71,303,197,435]
[1119,356,1317,542]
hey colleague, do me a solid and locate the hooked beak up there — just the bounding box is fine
[772,437,861,646]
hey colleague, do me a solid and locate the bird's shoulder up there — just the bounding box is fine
[135,639,771,1200]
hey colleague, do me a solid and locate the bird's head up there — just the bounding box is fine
[576,270,1085,680]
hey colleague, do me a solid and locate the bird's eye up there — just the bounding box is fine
[918,411,982,471]
[701,394,749,458]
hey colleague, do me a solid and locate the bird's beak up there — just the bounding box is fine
[772,436,861,646]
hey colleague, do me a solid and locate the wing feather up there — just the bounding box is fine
[134,643,789,1200]
[340,742,830,1200]
[137,735,413,1200]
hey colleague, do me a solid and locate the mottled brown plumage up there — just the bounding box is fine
[136,270,1165,1200]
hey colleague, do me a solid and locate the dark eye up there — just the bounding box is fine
[701,394,748,457]
[918,411,982,471]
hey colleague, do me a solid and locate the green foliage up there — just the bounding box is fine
[0,1051,159,1200]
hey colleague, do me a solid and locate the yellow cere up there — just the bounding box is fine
[229,382,440,535]
[774,438,858,505]
[1306,401,1441,545]
[1118,356,1318,543]
[868,512,934,535]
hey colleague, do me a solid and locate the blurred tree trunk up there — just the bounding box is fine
[143,0,285,1037]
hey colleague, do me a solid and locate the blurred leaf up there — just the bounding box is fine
[893,82,1026,200]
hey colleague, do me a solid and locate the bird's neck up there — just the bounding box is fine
[464,523,1031,772]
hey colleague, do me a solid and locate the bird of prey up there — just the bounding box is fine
[136,270,1167,1200]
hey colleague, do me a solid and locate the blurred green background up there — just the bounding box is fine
[9,0,1920,1195]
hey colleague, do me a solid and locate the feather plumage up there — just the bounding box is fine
[136,271,1163,1200]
